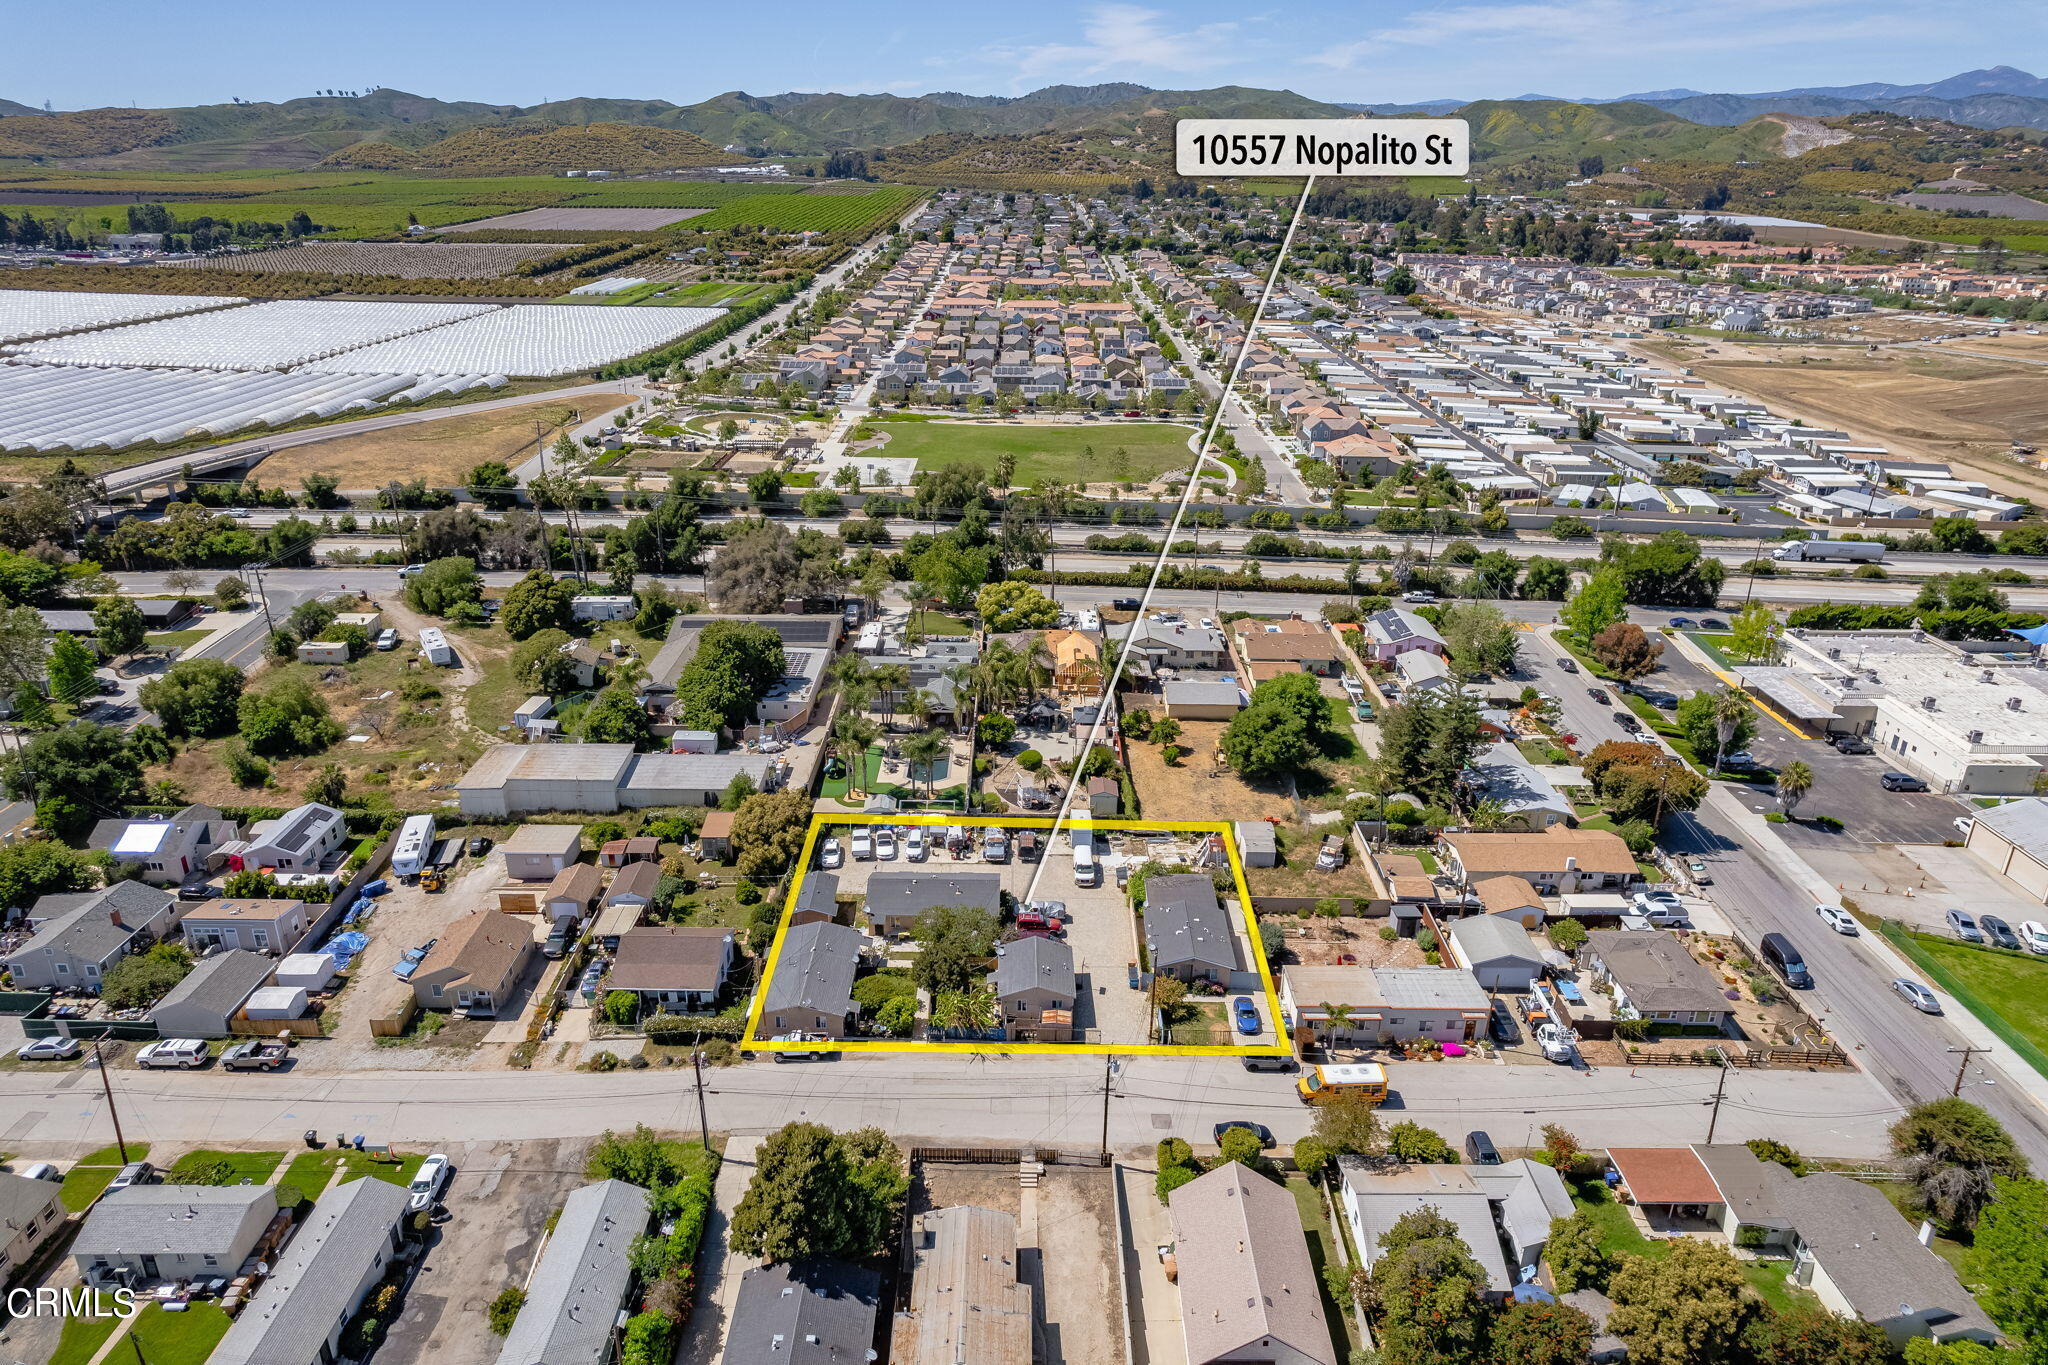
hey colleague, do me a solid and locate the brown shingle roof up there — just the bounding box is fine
[545,862,603,908]
[1171,1163,1337,1365]
[608,926,731,993]
[416,910,529,992]
[1473,876,1543,915]
[1606,1147,1723,1206]
[606,861,661,905]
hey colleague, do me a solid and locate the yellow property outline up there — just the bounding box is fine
[743,813,1290,1057]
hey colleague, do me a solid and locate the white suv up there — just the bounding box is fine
[138,1039,210,1070]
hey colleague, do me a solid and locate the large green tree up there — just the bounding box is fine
[237,676,341,757]
[1967,1177,2048,1365]
[1892,1099,2032,1231]
[404,557,483,616]
[500,570,576,641]
[728,789,812,880]
[1738,1304,1889,1365]
[974,580,1059,632]
[0,839,100,908]
[911,903,999,995]
[1377,687,1485,801]
[726,1123,907,1263]
[1544,1208,1614,1293]
[1674,689,1756,770]
[510,628,581,695]
[1559,568,1627,645]
[1604,1238,1755,1365]
[1489,1299,1597,1365]
[93,596,146,660]
[581,686,655,749]
[1220,672,1335,781]
[45,632,97,706]
[0,723,143,838]
[675,621,787,734]
[138,657,244,738]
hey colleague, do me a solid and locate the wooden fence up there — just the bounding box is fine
[910,1146,1109,1167]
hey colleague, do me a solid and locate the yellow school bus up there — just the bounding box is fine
[1295,1062,1389,1106]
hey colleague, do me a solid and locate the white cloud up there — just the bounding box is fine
[984,4,1247,89]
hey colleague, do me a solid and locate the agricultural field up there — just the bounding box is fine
[255,392,631,484]
[555,278,781,307]
[156,240,575,278]
[681,185,925,232]
[445,206,708,233]
[152,200,523,236]
[866,417,1197,484]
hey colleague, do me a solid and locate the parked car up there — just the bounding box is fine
[466,835,493,857]
[1952,817,1976,839]
[1815,904,1859,935]
[137,1039,209,1070]
[222,1040,290,1072]
[375,628,399,651]
[1829,733,1874,755]
[408,1153,450,1212]
[1401,590,1437,604]
[177,881,216,901]
[1881,771,1929,792]
[1464,1131,1502,1166]
[106,1160,156,1192]
[1668,616,1697,629]
[1557,657,1579,674]
[1632,890,1687,925]
[2018,920,2048,955]
[874,828,897,860]
[850,829,874,861]
[1699,618,1726,631]
[18,1163,60,1183]
[1587,687,1610,704]
[578,962,605,1000]
[15,1036,82,1062]
[1017,831,1040,862]
[1212,1121,1275,1149]
[1241,1054,1298,1073]
[820,837,843,869]
[541,927,570,960]
[1892,978,1942,1014]
[1946,908,1984,944]
[1981,915,2022,951]
[982,831,1009,863]
[1232,995,1262,1035]
[906,828,928,861]
[1760,933,1813,989]
[1535,1022,1575,1063]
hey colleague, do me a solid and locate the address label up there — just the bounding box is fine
[1176,118,1469,178]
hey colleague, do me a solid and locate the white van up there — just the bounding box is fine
[1072,833,1098,887]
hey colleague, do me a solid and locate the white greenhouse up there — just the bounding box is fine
[8,299,498,372]
[300,303,725,377]
[0,288,249,345]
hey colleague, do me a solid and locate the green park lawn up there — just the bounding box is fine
[869,418,1196,484]
[1880,925,2048,1081]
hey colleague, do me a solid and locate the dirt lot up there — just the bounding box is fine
[256,393,632,486]
[1635,334,2048,501]
[912,1161,1125,1365]
[1125,720,1293,822]
[376,1136,595,1365]
[449,207,710,232]
[1267,915,1425,969]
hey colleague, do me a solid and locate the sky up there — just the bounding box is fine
[9,0,2043,111]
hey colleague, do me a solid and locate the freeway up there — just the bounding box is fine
[1517,626,2048,1169]
[0,1046,1901,1159]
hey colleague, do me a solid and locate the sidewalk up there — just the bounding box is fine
[675,1134,760,1365]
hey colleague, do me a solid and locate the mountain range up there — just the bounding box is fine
[1,67,2045,173]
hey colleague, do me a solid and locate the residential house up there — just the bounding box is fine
[592,861,659,947]
[1441,915,1544,991]
[1359,608,1447,665]
[411,910,536,1016]
[608,926,736,1012]
[89,806,240,886]
[1143,874,1241,986]
[500,824,582,881]
[1438,827,1640,895]
[1336,1160,1515,1291]
[1170,1162,1338,1365]
[1233,618,1346,680]
[722,1260,882,1365]
[698,810,735,862]
[988,936,1075,1031]
[761,920,864,1038]
[180,899,312,956]
[543,863,605,928]
[1471,1159,1575,1270]
[494,1180,651,1365]
[865,869,1001,937]
[74,1184,279,1287]
[1394,650,1455,694]
[1162,678,1243,720]
[0,1171,63,1284]
[1461,743,1573,832]
[597,836,659,868]
[231,802,346,874]
[1279,966,1489,1046]
[1120,619,1229,674]
[3,882,176,992]
[209,1178,409,1365]
[147,949,276,1039]
[1084,775,1119,817]
[1605,1147,1727,1224]
[1469,875,1545,928]
[790,873,840,927]
[1044,629,1104,698]
[1583,931,1733,1033]
[895,1206,1032,1365]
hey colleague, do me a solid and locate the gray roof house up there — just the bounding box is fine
[73,1184,278,1287]
[236,802,347,873]
[1161,678,1244,719]
[1584,930,1734,1031]
[1337,1160,1515,1291]
[147,949,276,1038]
[0,1170,64,1285]
[1143,874,1240,984]
[496,1179,651,1365]
[89,805,241,886]
[3,882,176,992]
[988,936,1076,1024]
[1235,820,1277,868]
[865,869,1001,936]
[1442,915,1545,993]
[1469,1159,1574,1270]
[722,1260,882,1365]
[1461,742,1574,832]
[761,920,865,1038]
[210,1177,410,1365]
[1170,1162,1338,1365]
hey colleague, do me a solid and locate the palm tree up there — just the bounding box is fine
[868,662,910,729]
[901,729,949,800]
[1320,1001,1355,1046]
[1710,688,1751,773]
[1776,760,1814,819]
[831,713,881,797]
[904,689,936,733]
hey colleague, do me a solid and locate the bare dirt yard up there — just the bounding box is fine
[910,1161,1126,1365]
[1267,915,1426,969]
[1125,719,1294,822]
[257,393,632,486]
[1634,335,2048,501]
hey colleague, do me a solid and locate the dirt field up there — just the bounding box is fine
[1124,719,1293,822]
[158,241,576,278]
[256,393,631,485]
[1268,915,1425,969]
[911,1162,1126,1365]
[1634,335,2048,501]
[448,207,709,232]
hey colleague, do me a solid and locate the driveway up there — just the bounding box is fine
[1042,851,1147,1045]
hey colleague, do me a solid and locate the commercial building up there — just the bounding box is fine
[1964,797,2048,901]
[456,744,784,817]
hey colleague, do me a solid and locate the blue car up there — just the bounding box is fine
[1232,995,1261,1035]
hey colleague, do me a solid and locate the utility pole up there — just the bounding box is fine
[691,1044,712,1151]
[1948,1044,1992,1097]
[93,1038,131,1164]
[1704,1056,1729,1143]
[241,562,275,638]
[1098,1056,1118,1157]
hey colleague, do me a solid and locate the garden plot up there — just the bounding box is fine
[0,287,247,344]
[10,299,498,371]
[0,363,503,454]
[300,303,724,378]
[157,240,578,279]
